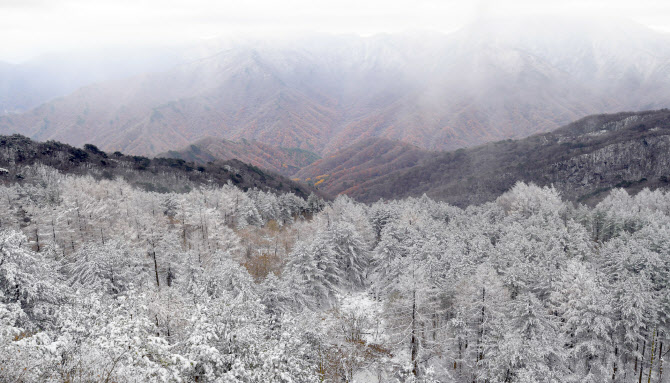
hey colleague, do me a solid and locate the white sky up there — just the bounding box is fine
[1,0,669,63]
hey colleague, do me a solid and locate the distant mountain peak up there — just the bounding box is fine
[2,21,670,159]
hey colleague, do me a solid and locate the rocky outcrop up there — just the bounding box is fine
[546,136,670,202]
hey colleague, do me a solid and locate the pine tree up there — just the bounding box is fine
[553,260,613,383]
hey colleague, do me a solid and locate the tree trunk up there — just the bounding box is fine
[411,290,418,377]
[181,204,187,244]
[648,329,656,383]
[636,342,640,374]
[479,287,486,362]
[153,251,160,287]
[613,346,618,381]
[658,342,663,383]
[639,339,647,383]
[456,339,463,380]
[35,225,40,252]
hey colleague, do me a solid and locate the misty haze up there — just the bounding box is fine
[1,1,670,382]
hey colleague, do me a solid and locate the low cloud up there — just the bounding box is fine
[0,0,668,62]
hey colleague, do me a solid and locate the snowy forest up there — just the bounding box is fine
[1,163,670,383]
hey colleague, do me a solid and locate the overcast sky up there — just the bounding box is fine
[1,0,669,63]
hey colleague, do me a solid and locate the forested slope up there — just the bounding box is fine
[313,109,670,206]
[294,138,432,191]
[0,156,669,382]
[0,134,318,198]
[159,137,321,177]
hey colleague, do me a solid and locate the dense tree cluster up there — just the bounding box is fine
[1,163,669,382]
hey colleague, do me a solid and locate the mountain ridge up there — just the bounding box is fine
[297,109,670,206]
[0,134,321,199]
[3,17,670,157]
